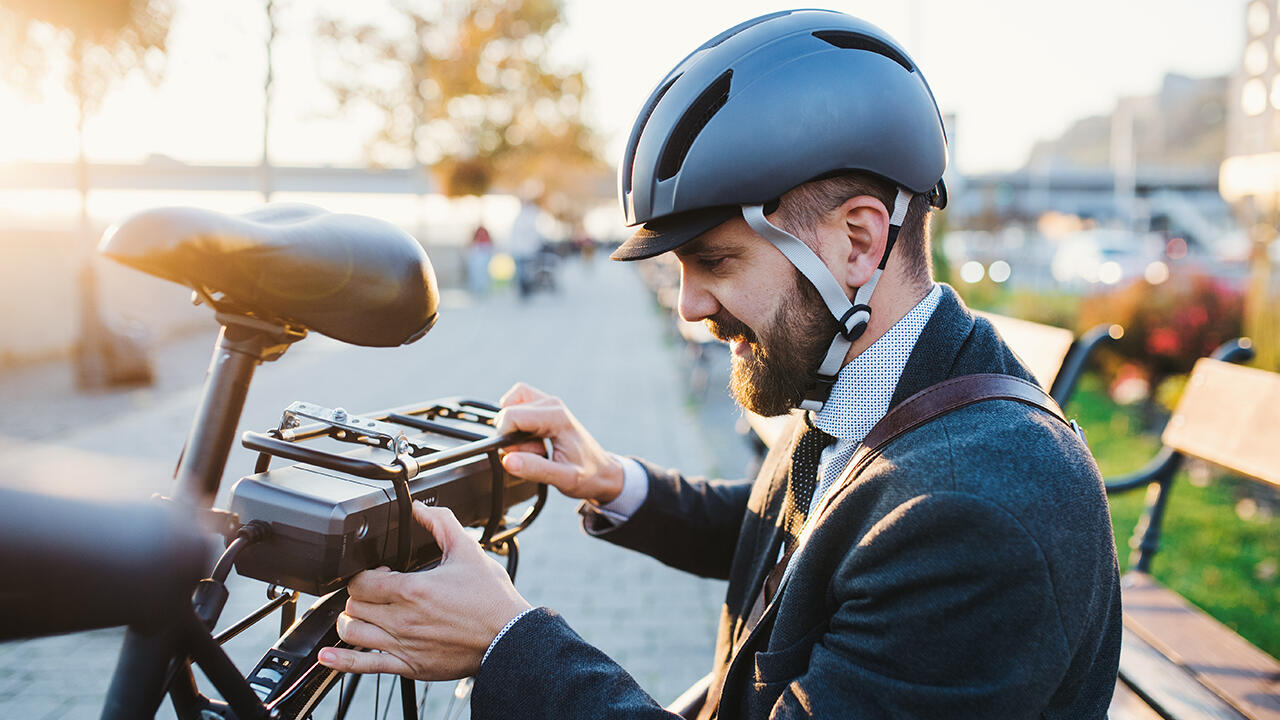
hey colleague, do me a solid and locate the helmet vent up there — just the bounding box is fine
[657,70,732,182]
[812,31,913,71]
[623,74,680,193]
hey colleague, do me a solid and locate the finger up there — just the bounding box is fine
[344,597,403,628]
[413,503,474,561]
[318,646,412,676]
[499,382,549,407]
[498,440,549,457]
[501,451,577,488]
[346,567,403,604]
[335,612,399,650]
[495,404,570,438]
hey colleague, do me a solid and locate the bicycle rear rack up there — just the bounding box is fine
[217,397,548,711]
[241,397,547,571]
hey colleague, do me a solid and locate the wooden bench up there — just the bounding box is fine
[1106,343,1280,720]
[742,313,1119,453]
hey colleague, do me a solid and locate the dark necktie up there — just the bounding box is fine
[781,415,835,550]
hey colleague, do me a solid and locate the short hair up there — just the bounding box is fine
[774,172,934,287]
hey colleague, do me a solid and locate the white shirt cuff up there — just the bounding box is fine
[481,607,537,666]
[589,455,649,524]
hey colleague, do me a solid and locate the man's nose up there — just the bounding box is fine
[677,269,717,323]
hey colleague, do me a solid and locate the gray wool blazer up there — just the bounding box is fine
[472,285,1122,719]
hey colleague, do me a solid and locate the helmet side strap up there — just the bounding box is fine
[741,187,913,412]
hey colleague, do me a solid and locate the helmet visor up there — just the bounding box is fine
[611,205,739,261]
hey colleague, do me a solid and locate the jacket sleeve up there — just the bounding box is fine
[472,607,682,720]
[761,492,1077,720]
[579,459,753,580]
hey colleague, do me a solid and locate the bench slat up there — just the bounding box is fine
[975,311,1075,390]
[1161,358,1280,487]
[1111,677,1170,720]
[1120,625,1250,720]
[1122,572,1280,719]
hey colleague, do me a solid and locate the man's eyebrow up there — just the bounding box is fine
[674,237,710,257]
[677,238,743,258]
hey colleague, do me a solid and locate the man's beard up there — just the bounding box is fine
[705,270,840,417]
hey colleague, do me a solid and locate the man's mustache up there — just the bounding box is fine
[705,312,758,345]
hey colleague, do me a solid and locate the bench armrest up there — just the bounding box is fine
[1049,323,1120,406]
[666,672,713,719]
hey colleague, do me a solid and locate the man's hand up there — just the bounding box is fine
[316,503,532,681]
[495,383,625,505]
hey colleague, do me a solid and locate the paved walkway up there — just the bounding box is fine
[0,256,754,718]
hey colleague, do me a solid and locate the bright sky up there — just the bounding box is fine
[0,0,1252,175]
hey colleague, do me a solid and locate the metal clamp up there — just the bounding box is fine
[279,402,413,447]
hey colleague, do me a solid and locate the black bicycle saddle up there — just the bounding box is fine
[99,204,439,347]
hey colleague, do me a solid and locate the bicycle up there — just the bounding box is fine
[0,203,549,719]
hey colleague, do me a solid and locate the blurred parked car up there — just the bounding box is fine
[1050,229,1163,286]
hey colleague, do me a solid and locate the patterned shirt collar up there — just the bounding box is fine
[811,283,943,445]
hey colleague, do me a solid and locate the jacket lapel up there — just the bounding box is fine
[734,413,803,639]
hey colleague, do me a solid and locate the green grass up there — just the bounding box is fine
[1065,374,1280,658]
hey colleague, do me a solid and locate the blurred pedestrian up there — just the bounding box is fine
[507,199,541,298]
[467,224,493,297]
[571,223,595,269]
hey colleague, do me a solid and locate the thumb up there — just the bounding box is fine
[412,502,473,561]
[501,451,577,489]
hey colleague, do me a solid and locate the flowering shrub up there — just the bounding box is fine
[1078,272,1245,388]
[1109,363,1151,405]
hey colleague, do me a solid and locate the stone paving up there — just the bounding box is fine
[0,256,756,719]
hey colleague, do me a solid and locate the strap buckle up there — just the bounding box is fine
[804,372,838,402]
[837,304,872,341]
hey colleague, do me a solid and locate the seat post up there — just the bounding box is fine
[173,314,305,509]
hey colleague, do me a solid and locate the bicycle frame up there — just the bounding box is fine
[104,314,303,719]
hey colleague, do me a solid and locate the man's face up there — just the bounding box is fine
[674,218,838,416]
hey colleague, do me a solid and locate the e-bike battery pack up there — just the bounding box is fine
[229,421,535,595]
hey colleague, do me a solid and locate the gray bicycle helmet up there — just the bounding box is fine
[612,9,949,411]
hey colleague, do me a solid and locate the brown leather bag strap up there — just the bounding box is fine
[833,374,1068,514]
[862,373,1067,453]
[809,373,1068,537]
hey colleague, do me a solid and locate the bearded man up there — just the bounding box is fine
[320,10,1122,719]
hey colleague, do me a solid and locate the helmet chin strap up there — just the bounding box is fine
[741,187,913,413]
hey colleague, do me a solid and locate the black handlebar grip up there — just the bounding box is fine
[0,487,211,640]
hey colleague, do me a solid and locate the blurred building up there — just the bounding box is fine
[1226,0,1280,163]
[952,73,1233,253]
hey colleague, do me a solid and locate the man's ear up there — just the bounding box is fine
[826,196,889,290]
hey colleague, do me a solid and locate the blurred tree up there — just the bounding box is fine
[319,0,605,219]
[263,0,278,201]
[0,0,172,227]
[0,0,171,387]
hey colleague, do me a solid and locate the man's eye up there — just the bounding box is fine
[699,256,727,271]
